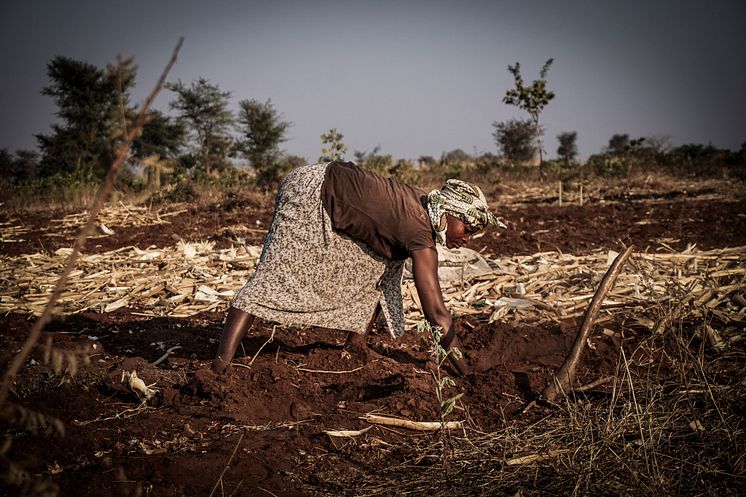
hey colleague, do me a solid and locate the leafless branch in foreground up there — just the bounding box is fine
[0,38,184,407]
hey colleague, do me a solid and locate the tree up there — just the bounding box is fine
[133,110,186,159]
[492,118,536,164]
[236,99,292,173]
[606,134,630,156]
[36,56,137,179]
[502,58,555,166]
[441,148,472,165]
[557,131,578,166]
[167,78,234,174]
[320,128,347,162]
[418,155,436,167]
[132,110,186,188]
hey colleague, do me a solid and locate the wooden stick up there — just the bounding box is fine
[360,414,463,431]
[0,38,183,408]
[541,245,634,403]
[151,345,182,366]
[506,449,566,466]
[324,426,373,437]
[573,375,613,393]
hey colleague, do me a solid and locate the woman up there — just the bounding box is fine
[212,160,505,375]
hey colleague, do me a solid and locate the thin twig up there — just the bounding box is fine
[257,487,281,497]
[209,432,244,497]
[0,38,183,408]
[248,325,276,366]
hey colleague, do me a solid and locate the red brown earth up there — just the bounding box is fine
[1,184,745,496]
[2,187,745,258]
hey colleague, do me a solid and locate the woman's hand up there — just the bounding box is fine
[440,324,469,376]
[411,247,469,376]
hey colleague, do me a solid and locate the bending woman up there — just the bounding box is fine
[212,161,505,375]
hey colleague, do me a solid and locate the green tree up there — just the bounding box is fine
[167,78,234,174]
[320,128,347,162]
[557,131,578,166]
[36,56,137,179]
[502,58,555,166]
[132,110,186,188]
[493,118,536,164]
[236,98,292,179]
[606,133,630,156]
[133,110,186,159]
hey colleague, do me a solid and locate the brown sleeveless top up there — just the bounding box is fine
[321,161,435,260]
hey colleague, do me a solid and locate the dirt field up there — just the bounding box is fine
[1,179,745,496]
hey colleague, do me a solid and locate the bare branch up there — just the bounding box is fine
[0,38,184,407]
[541,245,634,403]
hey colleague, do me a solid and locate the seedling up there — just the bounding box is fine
[416,320,464,422]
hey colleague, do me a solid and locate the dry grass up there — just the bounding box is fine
[321,317,745,496]
[294,236,746,496]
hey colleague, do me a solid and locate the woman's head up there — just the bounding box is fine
[426,179,506,246]
[444,214,482,249]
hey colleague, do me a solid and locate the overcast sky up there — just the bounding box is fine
[1,0,745,162]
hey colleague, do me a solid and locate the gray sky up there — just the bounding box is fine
[1,0,745,162]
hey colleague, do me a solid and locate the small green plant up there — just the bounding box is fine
[502,58,555,167]
[320,128,347,162]
[416,320,464,421]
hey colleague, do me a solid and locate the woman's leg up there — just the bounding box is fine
[212,307,256,373]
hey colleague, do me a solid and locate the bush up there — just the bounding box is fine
[587,154,632,178]
[492,119,536,165]
[0,172,102,211]
[354,147,393,175]
[255,154,306,190]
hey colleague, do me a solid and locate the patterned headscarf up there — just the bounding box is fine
[427,179,507,245]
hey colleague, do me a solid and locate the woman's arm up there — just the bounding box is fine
[410,247,469,375]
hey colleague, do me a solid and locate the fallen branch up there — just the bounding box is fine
[506,449,566,466]
[152,345,182,366]
[0,38,184,408]
[324,426,373,438]
[360,414,463,431]
[573,375,614,393]
[541,245,634,403]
